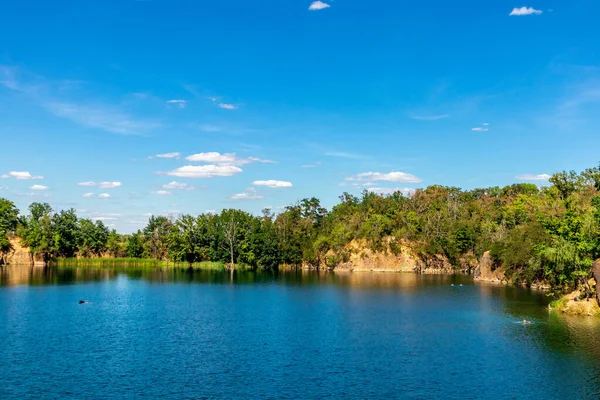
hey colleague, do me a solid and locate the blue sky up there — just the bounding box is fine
[1,0,599,232]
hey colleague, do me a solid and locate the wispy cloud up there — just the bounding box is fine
[301,162,322,168]
[150,152,181,159]
[309,1,330,11]
[231,188,263,200]
[16,192,52,198]
[29,185,48,190]
[162,181,195,190]
[346,171,422,184]
[472,123,489,132]
[44,103,161,135]
[323,151,367,160]
[0,66,161,135]
[98,193,112,198]
[509,7,543,16]
[411,114,450,121]
[159,165,243,178]
[82,193,95,198]
[253,180,293,188]
[166,99,187,108]
[218,103,237,110]
[516,173,551,181]
[78,181,122,188]
[186,152,274,166]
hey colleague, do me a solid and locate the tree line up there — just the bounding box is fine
[3,164,600,294]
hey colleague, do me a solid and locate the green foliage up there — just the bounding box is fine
[0,198,19,234]
[3,163,600,292]
[18,202,54,263]
[0,198,19,263]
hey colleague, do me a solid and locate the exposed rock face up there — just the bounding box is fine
[593,260,600,306]
[330,239,423,272]
[473,251,507,284]
[3,238,32,265]
[551,285,600,316]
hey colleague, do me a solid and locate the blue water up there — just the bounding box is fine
[1,267,599,399]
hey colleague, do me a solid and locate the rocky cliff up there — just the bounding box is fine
[2,237,32,265]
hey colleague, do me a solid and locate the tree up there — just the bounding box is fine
[216,209,252,266]
[0,198,19,234]
[107,230,125,258]
[126,231,145,258]
[52,209,79,258]
[78,219,109,257]
[143,216,172,260]
[0,198,19,264]
[18,202,54,264]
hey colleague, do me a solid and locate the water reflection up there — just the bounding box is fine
[1,264,599,399]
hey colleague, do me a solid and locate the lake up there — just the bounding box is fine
[1,266,599,399]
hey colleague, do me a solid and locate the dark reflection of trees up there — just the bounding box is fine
[0,265,118,286]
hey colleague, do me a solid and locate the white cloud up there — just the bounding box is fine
[368,187,416,196]
[0,186,7,190]
[152,152,181,159]
[2,171,44,180]
[185,152,274,166]
[82,193,95,198]
[509,7,543,16]
[16,192,52,198]
[98,193,111,198]
[309,1,330,11]
[92,217,118,221]
[247,156,276,164]
[253,180,293,188]
[472,122,490,132]
[231,192,264,200]
[162,181,195,190]
[161,165,243,178]
[411,114,450,121]
[152,190,172,196]
[29,185,48,190]
[346,171,422,184]
[218,103,237,110]
[78,181,122,188]
[187,152,238,164]
[516,173,551,181]
[166,100,187,108]
[323,151,366,159]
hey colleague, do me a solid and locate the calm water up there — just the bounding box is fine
[1,266,599,399]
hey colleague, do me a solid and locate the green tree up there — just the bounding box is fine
[18,202,54,264]
[52,209,79,258]
[0,198,19,264]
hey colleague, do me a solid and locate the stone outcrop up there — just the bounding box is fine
[2,237,32,265]
[550,283,600,316]
[329,239,423,272]
[473,251,507,284]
